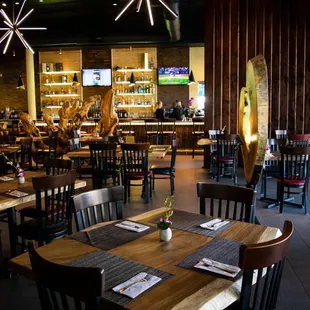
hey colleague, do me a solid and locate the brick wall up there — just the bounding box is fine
[82,48,112,101]
[157,46,189,110]
[0,49,28,113]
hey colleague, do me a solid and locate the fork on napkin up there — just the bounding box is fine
[194,258,241,278]
[6,190,29,198]
[115,221,150,232]
[200,218,230,231]
[112,272,161,298]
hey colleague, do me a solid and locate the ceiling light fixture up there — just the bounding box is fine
[129,72,136,86]
[115,0,178,26]
[2,3,6,7]
[188,70,195,85]
[0,0,46,54]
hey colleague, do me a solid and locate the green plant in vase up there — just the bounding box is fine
[157,195,174,241]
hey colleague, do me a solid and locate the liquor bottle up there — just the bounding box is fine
[124,72,127,81]
[141,72,144,81]
[150,57,154,69]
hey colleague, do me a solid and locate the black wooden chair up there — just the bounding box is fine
[275,129,288,139]
[226,221,293,310]
[197,182,255,223]
[287,133,310,147]
[260,138,286,200]
[121,143,152,203]
[191,117,204,158]
[208,129,221,171]
[28,242,105,310]
[89,143,120,189]
[20,137,33,170]
[150,140,178,195]
[277,146,310,214]
[212,133,239,184]
[44,158,74,175]
[72,185,124,231]
[13,171,76,253]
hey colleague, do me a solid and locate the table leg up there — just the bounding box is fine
[7,207,17,258]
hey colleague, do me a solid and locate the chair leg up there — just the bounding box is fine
[192,137,195,159]
[216,162,220,183]
[279,184,285,213]
[152,174,155,191]
[149,177,152,198]
[144,177,149,203]
[124,180,128,203]
[170,176,174,195]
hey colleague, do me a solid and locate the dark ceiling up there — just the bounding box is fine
[0,0,205,49]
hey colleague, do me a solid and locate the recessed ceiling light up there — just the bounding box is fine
[15,2,20,5]
[113,2,117,6]
[39,0,43,2]
[2,3,7,7]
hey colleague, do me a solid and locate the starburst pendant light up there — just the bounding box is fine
[0,0,46,54]
[115,0,178,26]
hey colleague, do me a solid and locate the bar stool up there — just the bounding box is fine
[275,129,287,139]
[144,119,160,144]
[192,117,204,158]
[118,118,135,136]
[160,118,176,145]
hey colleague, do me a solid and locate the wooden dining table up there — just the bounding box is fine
[9,208,280,309]
[66,144,171,159]
[0,170,87,257]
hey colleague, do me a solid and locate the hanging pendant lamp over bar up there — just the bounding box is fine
[17,75,25,89]
[72,72,79,85]
[188,70,195,85]
[129,72,136,86]
[115,0,178,26]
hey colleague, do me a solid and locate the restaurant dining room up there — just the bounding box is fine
[0,0,310,309]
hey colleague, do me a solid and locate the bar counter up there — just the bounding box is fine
[34,119,205,150]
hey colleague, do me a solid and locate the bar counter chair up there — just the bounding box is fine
[226,221,293,310]
[277,146,310,214]
[72,186,124,231]
[275,129,288,139]
[13,171,76,254]
[121,143,152,203]
[144,118,160,144]
[208,129,221,171]
[197,183,255,223]
[118,118,135,136]
[191,117,205,158]
[160,118,176,145]
[28,242,106,310]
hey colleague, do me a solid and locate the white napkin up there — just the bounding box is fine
[6,190,29,198]
[0,176,14,181]
[200,218,230,231]
[194,258,241,278]
[7,146,19,149]
[112,272,162,299]
[115,221,150,233]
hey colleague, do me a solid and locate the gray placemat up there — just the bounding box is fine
[72,221,157,251]
[150,210,236,237]
[67,250,172,307]
[177,238,243,279]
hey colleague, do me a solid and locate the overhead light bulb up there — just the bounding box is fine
[2,3,7,7]
[113,2,117,6]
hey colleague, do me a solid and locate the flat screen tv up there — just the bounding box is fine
[157,67,189,85]
[82,69,112,86]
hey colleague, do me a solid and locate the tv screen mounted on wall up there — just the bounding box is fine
[157,67,189,85]
[82,69,112,86]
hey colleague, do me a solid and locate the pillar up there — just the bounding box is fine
[25,49,36,120]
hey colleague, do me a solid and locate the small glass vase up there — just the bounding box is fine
[18,176,25,184]
[160,227,172,242]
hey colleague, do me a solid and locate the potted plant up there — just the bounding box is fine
[157,196,174,242]
[0,152,25,184]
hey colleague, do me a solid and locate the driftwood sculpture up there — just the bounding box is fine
[44,95,101,155]
[94,89,118,136]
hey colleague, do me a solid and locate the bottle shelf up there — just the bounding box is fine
[117,105,152,108]
[43,94,80,97]
[115,93,154,96]
[43,106,63,109]
[116,69,153,72]
[115,81,151,84]
[41,71,80,75]
[43,83,73,86]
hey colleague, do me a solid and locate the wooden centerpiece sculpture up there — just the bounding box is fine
[238,55,269,188]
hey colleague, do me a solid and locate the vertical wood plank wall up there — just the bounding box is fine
[205,0,310,136]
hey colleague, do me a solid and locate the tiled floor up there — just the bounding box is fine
[0,155,309,310]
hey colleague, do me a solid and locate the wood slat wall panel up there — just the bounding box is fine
[204,0,310,140]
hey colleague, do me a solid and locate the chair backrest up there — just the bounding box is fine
[264,139,287,170]
[192,117,204,135]
[208,130,221,152]
[279,146,310,180]
[69,137,82,151]
[121,143,150,174]
[89,143,118,188]
[144,119,160,136]
[28,242,104,310]
[238,220,293,310]
[197,182,255,223]
[216,133,238,157]
[287,134,310,147]
[20,137,33,167]
[44,158,74,175]
[0,135,16,144]
[32,171,76,230]
[72,185,124,231]
[47,130,58,158]
[275,129,288,139]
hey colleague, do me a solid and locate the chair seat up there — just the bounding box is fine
[146,131,158,135]
[121,131,135,135]
[150,165,171,171]
[13,218,68,241]
[126,171,152,179]
[277,178,306,186]
[214,156,234,163]
[162,131,174,135]
[192,131,204,135]
[150,165,173,175]
[19,205,67,218]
